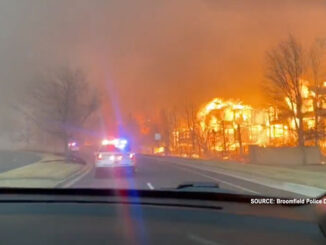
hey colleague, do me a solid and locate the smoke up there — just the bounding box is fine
[0,0,326,141]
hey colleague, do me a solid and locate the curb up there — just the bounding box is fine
[176,160,326,197]
[56,162,93,188]
[0,152,92,188]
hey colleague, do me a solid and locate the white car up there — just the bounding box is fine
[94,144,136,177]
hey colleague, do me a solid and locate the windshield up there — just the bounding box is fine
[0,0,326,200]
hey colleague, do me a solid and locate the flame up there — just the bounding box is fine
[196,97,271,151]
[283,79,326,131]
[285,80,318,115]
[153,146,164,154]
[167,79,326,157]
[301,83,310,98]
[197,98,252,131]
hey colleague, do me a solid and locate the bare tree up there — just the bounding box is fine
[308,39,326,146]
[265,35,305,148]
[185,104,198,156]
[24,67,100,155]
[159,108,172,155]
[169,107,180,154]
[190,111,214,158]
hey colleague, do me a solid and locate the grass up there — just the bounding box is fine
[0,162,81,180]
[0,158,83,187]
[0,179,61,188]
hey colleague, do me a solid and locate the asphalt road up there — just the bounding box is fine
[0,150,41,173]
[71,155,302,198]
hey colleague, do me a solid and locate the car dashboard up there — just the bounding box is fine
[0,189,324,245]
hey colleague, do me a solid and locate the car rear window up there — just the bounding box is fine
[99,145,122,152]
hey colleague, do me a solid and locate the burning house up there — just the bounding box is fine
[168,80,326,158]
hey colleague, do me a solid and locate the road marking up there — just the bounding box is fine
[174,165,259,194]
[147,182,155,190]
[172,161,319,197]
[60,163,93,188]
[187,234,220,245]
[144,156,258,194]
[150,157,262,194]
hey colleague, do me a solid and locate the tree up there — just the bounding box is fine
[185,104,199,156]
[24,67,100,155]
[196,120,212,157]
[169,107,180,154]
[265,35,305,148]
[159,109,171,154]
[308,39,326,146]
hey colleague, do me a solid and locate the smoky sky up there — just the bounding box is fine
[1,0,326,130]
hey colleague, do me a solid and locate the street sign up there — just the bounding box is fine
[154,133,161,141]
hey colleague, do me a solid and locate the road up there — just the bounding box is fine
[0,150,41,172]
[71,155,301,198]
[0,151,305,197]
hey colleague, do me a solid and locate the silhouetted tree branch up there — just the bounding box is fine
[265,35,305,148]
[24,67,100,155]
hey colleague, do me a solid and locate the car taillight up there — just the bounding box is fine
[97,153,102,160]
[129,153,135,161]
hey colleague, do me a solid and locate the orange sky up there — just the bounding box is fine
[73,0,326,118]
[1,0,326,128]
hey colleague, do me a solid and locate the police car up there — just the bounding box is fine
[68,141,80,152]
[94,138,136,177]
